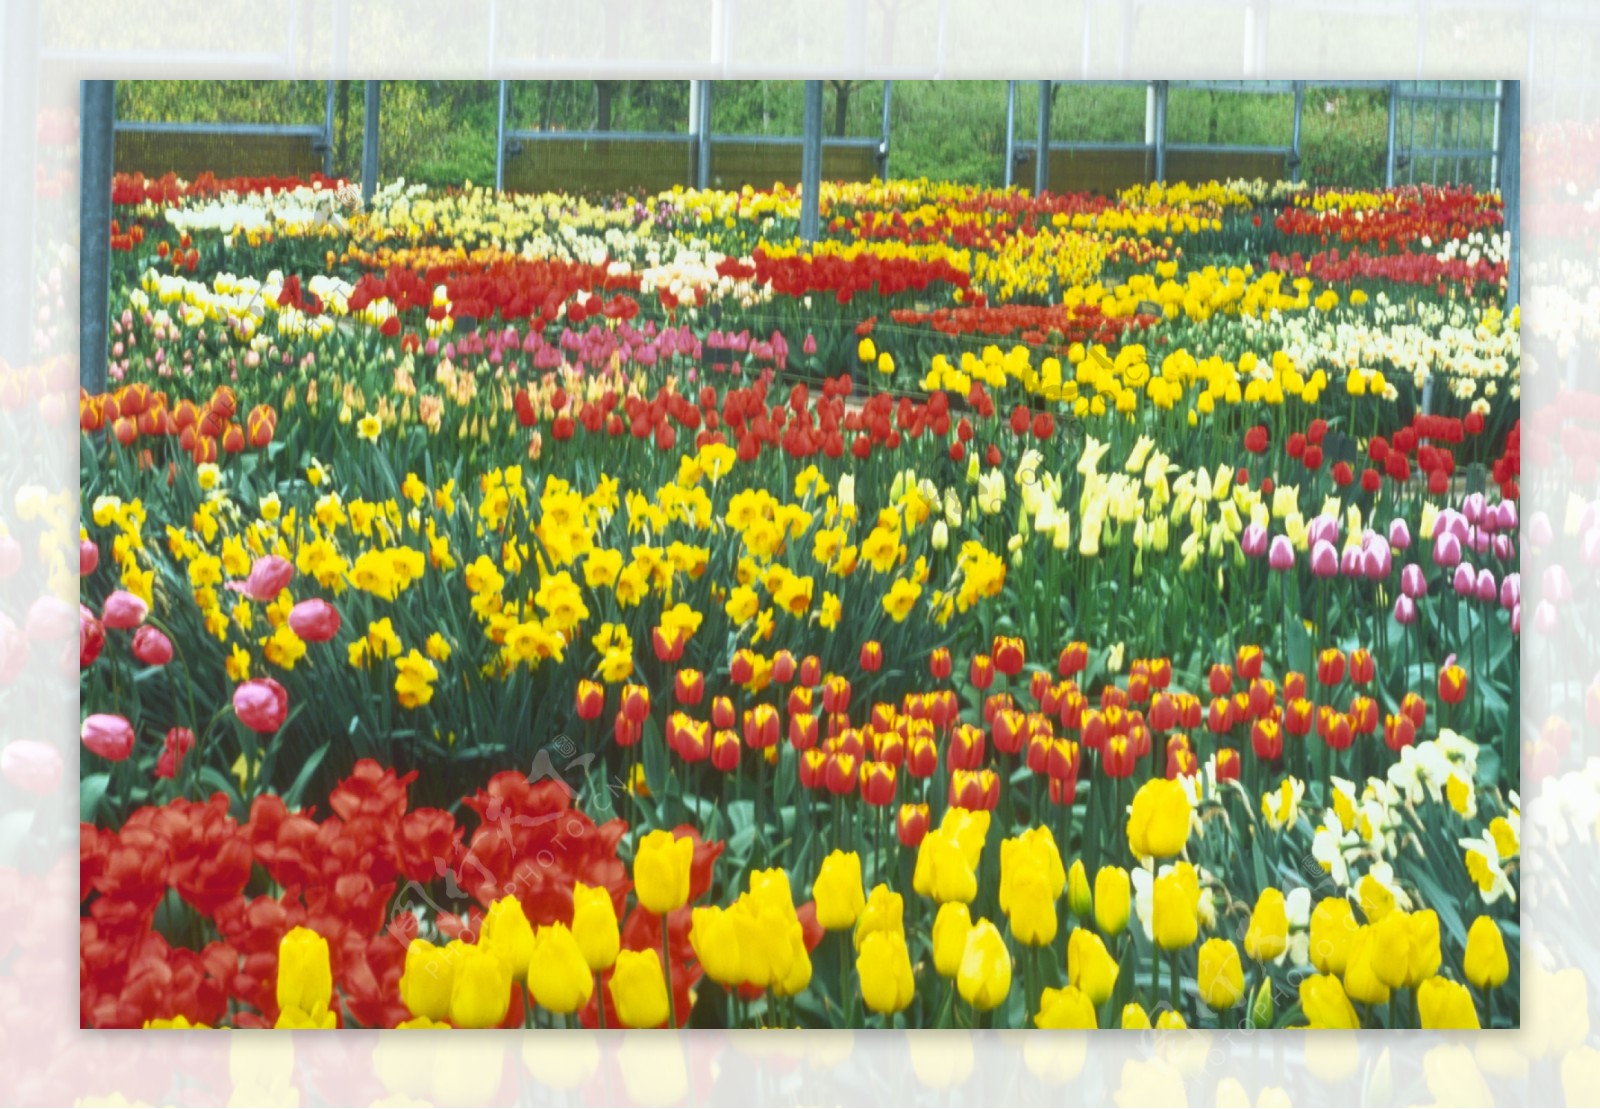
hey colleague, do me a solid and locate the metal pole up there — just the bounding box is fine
[1385,81,1399,187]
[1154,80,1167,182]
[1499,79,1520,311]
[697,80,713,189]
[800,79,823,242]
[1004,80,1016,188]
[1035,80,1051,195]
[1290,80,1304,184]
[323,80,336,177]
[495,80,508,193]
[879,80,893,179]
[362,80,380,204]
[1490,79,1502,190]
[80,81,115,395]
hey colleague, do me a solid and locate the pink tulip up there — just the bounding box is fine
[1544,564,1573,606]
[27,595,77,640]
[1492,535,1513,562]
[0,739,63,795]
[80,538,100,576]
[1495,501,1517,533]
[1388,518,1411,551]
[1400,563,1428,599]
[1308,515,1339,550]
[1362,545,1390,581]
[1500,573,1520,611]
[1452,563,1477,597]
[1340,546,1364,578]
[0,535,20,580]
[1529,511,1553,546]
[1511,603,1521,634]
[1268,535,1295,572]
[1394,595,1417,625]
[234,678,289,733]
[132,625,174,666]
[1432,531,1462,568]
[1241,523,1268,559]
[1310,540,1339,579]
[1462,492,1486,526]
[244,555,295,603]
[101,590,149,630]
[1475,568,1497,604]
[288,599,341,643]
[1535,600,1559,636]
[803,333,818,356]
[81,714,136,761]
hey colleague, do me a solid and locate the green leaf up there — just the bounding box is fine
[81,773,111,826]
[283,741,333,809]
[641,716,669,796]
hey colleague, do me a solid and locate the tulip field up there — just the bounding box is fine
[79,172,1520,1031]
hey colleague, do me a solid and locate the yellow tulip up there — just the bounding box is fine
[1367,911,1413,989]
[1094,866,1130,936]
[771,922,812,999]
[1341,926,1392,1006]
[480,895,536,979]
[572,881,621,972]
[814,850,867,932]
[857,929,915,1015]
[1067,858,1093,918]
[1035,985,1098,1029]
[1308,897,1357,974]
[730,891,797,990]
[1127,778,1192,859]
[1418,976,1481,1029]
[689,906,743,987]
[1244,888,1288,962]
[633,829,693,914]
[1405,909,1442,987]
[527,923,594,1014]
[610,948,670,1028]
[449,945,513,1028]
[274,1004,336,1029]
[932,900,973,979]
[913,828,979,904]
[1002,867,1059,947]
[1152,868,1199,951]
[1155,1009,1188,1029]
[853,883,905,952]
[957,919,1012,1012]
[276,926,333,1016]
[399,938,455,1022]
[1464,916,1509,990]
[1067,928,1119,1007]
[1299,973,1360,1029]
[1196,938,1245,1010]
[1121,1002,1152,1029]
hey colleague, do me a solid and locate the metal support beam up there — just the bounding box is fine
[323,80,336,177]
[495,80,508,193]
[1153,80,1168,182]
[1385,81,1399,187]
[1290,80,1304,183]
[80,81,115,395]
[362,80,380,204]
[1500,79,1520,311]
[1035,81,1052,195]
[878,81,893,179]
[1003,81,1016,188]
[696,80,713,189]
[800,80,823,242]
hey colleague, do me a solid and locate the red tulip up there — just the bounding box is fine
[233,678,288,733]
[1058,641,1088,677]
[825,753,858,795]
[799,655,822,686]
[929,647,952,680]
[992,636,1025,677]
[1247,679,1277,720]
[1283,697,1314,737]
[1284,672,1307,703]
[1251,718,1283,761]
[821,676,851,714]
[1383,713,1416,752]
[131,625,173,666]
[991,709,1028,756]
[288,598,341,643]
[860,761,897,806]
[1316,648,1346,686]
[1102,735,1138,778]
[906,734,938,778]
[243,555,294,602]
[1438,660,1468,705]
[897,803,930,847]
[1401,691,1427,729]
[948,768,999,811]
[1208,663,1233,697]
[80,605,105,669]
[101,590,148,630]
[771,650,797,684]
[622,685,651,724]
[859,640,883,673]
[81,713,136,761]
[730,649,756,685]
[1235,646,1262,681]
[711,695,736,730]
[1349,648,1375,685]
[712,729,741,771]
[1148,657,1172,690]
[1150,693,1179,732]
[675,668,705,706]
[1,739,63,795]
[743,705,779,750]
[788,711,819,752]
[799,749,828,789]
[652,626,686,663]
[575,679,605,721]
[80,538,100,576]
[1207,697,1232,735]
[1350,695,1379,735]
[970,654,994,691]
